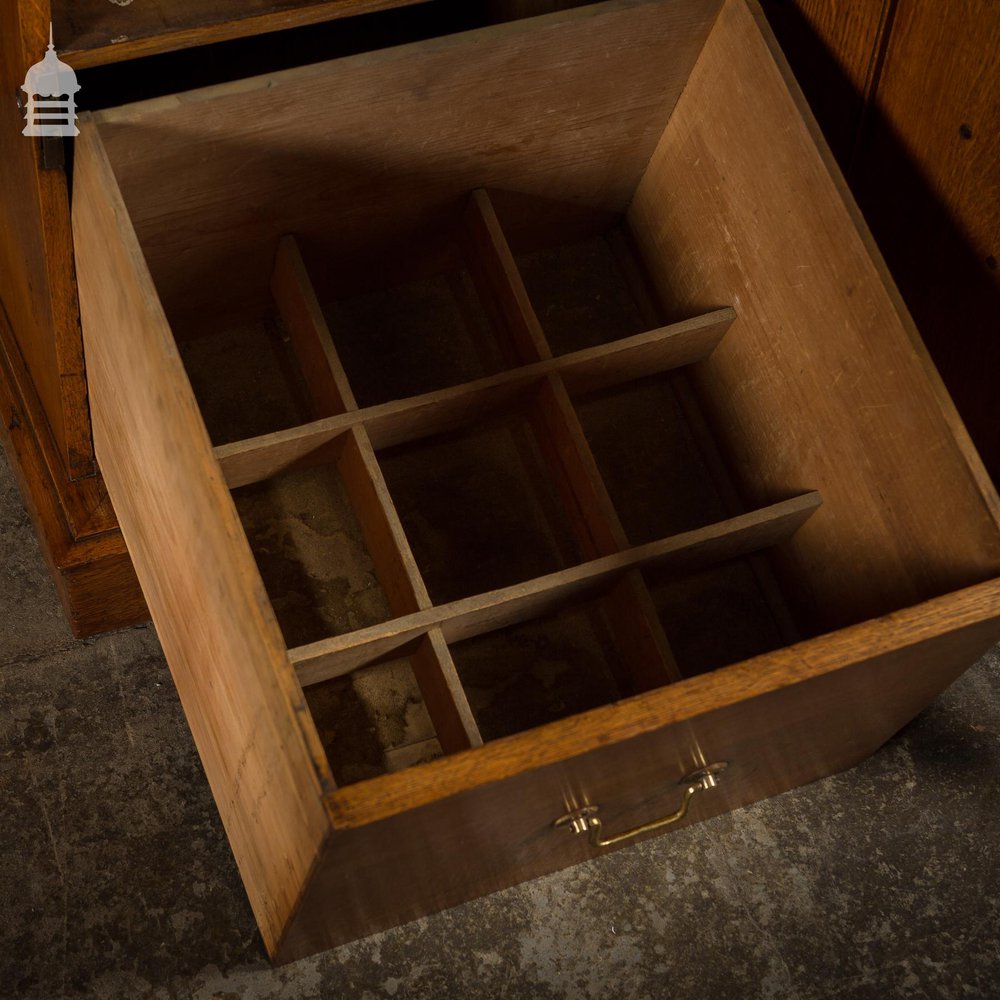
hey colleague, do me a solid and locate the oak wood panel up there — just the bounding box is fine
[0,0,94,481]
[0,304,147,635]
[213,308,733,489]
[0,2,146,638]
[854,0,1000,481]
[278,576,1000,958]
[91,0,723,335]
[55,0,429,69]
[627,0,1000,634]
[72,118,333,955]
[0,287,115,540]
[757,0,892,165]
[325,575,1000,828]
[290,493,822,684]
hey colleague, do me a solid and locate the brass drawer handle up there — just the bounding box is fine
[554,762,727,849]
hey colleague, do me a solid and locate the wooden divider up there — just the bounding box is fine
[606,227,802,645]
[271,237,482,753]
[242,198,815,719]
[214,307,734,489]
[290,493,823,686]
[462,189,685,690]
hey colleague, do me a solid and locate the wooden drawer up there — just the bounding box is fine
[70,0,1000,963]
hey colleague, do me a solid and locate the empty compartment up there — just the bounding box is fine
[377,407,582,604]
[576,376,728,543]
[306,659,443,787]
[325,267,507,408]
[643,560,787,676]
[515,233,647,355]
[232,458,391,648]
[449,597,624,741]
[179,315,314,445]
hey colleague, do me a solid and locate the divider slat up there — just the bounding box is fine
[463,188,683,691]
[607,226,802,645]
[463,188,552,363]
[214,308,733,489]
[290,492,823,687]
[414,628,484,752]
[272,235,357,415]
[269,237,482,753]
[530,375,684,687]
[337,426,430,615]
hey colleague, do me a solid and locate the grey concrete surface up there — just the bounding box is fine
[1,449,997,1000]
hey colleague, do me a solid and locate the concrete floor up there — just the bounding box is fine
[1,449,998,1000]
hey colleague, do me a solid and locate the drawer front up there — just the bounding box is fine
[280,589,1000,960]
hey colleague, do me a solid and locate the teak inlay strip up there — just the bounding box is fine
[290,492,823,687]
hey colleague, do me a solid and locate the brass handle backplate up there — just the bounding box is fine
[554,762,727,849]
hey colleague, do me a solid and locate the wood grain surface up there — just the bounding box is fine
[279,575,1000,959]
[72,118,334,956]
[0,0,93,481]
[853,0,1000,481]
[289,494,822,684]
[271,235,481,751]
[91,0,722,335]
[65,0,1000,963]
[757,0,892,165]
[627,0,1000,634]
[213,307,733,489]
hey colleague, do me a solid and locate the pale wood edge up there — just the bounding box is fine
[291,492,822,683]
[213,307,734,489]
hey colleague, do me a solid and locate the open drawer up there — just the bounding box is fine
[71,0,1000,962]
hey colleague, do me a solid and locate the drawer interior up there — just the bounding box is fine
[79,0,1000,791]
[170,202,804,781]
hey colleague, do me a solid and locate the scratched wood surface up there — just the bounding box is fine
[91,0,722,335]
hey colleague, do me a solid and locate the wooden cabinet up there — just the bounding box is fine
[67,0,1000,961]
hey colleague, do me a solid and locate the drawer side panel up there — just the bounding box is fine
[628,0,1000,631]
[71,119,333,955]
